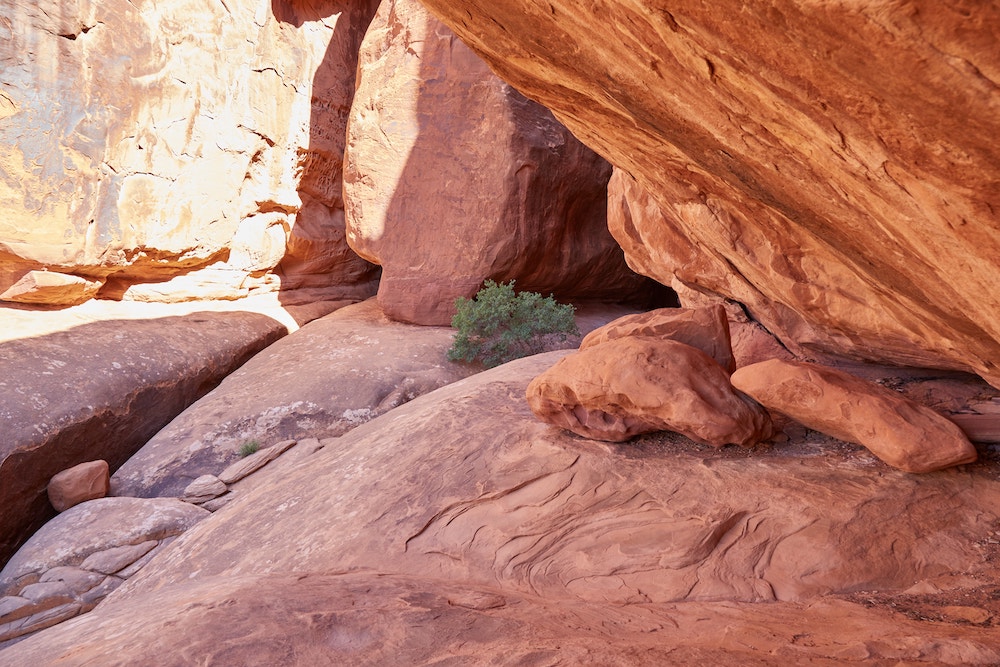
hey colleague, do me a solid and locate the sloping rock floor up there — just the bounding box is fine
[2,306,1000,663]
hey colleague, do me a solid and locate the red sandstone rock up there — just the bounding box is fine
[580,305,735,373]
[342,0,656,325]
[526,338,772,445]
[731,359,978,473]
[418,2,1000,389]
[47,461,109,513]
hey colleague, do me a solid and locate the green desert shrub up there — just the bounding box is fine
[239,440,261,457]
[447,280,579,368]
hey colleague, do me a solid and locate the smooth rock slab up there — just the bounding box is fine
[731,359,978,473]
[0,271,103,307]
[526,338,772,444]
[181,476,227,504]
[47,461,110,512]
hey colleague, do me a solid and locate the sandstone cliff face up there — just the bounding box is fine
[418,0,1000,387]
[0,0,379,303]
[343,0,659,325]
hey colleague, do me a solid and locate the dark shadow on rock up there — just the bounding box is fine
[0,311,287,567]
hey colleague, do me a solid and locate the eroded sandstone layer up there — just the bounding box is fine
[418,0,1000,387]
[0,0,379,302]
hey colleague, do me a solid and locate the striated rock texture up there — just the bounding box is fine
[343,0,658,325]
[0,311,285,566]
[0,0,379,303]
[418,1,1000,388]
[526,338,772,444]
[4,353,1000,663]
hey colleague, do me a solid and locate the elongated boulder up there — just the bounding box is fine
[731,359,978,473]
[0,0,379,302]
[417,1,1000,388]
[526,338,772,444]
[0,310,285,566]
[342,0,656,325]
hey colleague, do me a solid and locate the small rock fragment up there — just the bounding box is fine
[79,541,158,576]
[181,475,228,503]
[219,439,297,484]
[18,581,73,606]
[48,460,110,512]
[0,270,103,306]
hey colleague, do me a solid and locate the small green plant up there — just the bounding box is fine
[239,440,261,457]
[447,280,579,368]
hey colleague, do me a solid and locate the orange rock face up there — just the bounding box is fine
[47,461,109,513]
[0,0,378,302]
[581,305,735,373]
[418,1,1000,388]
[342,0,657,324]
[731,359,978,473]
[526,338,773,445]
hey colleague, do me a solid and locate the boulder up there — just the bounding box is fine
[731,359,978,473]
[342,0,658,325]
[47,461,110,512]
[526,338,772,444]
[417,2,1000,389]
[0,0,379,302]
[110,299,639,499]
[0,310,284,566]
[580,305,735,373]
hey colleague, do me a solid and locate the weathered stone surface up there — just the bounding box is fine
[0,271,103,306]
[17,582,72,606]
[0,310,284,566]
[527,338,772,444]
[111,298,635,499]
[0,498,208,595]
[580,305,735,373]
[0,596,31,623]
[217,439,297,485]
[731,359,978,473]
[79,542,157,576]
[0,0,379,302]
[99,353,999,609]
[3,353,1000,662]
[6,573,1000,666]
[47,461,110,512]
[180,476,227,505]
[0,602,81,644]
[418,2,1000,389]
[342,0,659,325]
[38,568,105,597]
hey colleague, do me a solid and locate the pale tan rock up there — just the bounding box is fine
[218,439,297,485]
[181,475,227,504]
[79,541,158,575]
[580,305,735,373]
[419,2,1000,389]
[47,460,110,512]
[526,338,772,445]
[343,0,658,325]
[0,271,103,306]
[0,0,379,302]
[731,359,978,473]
